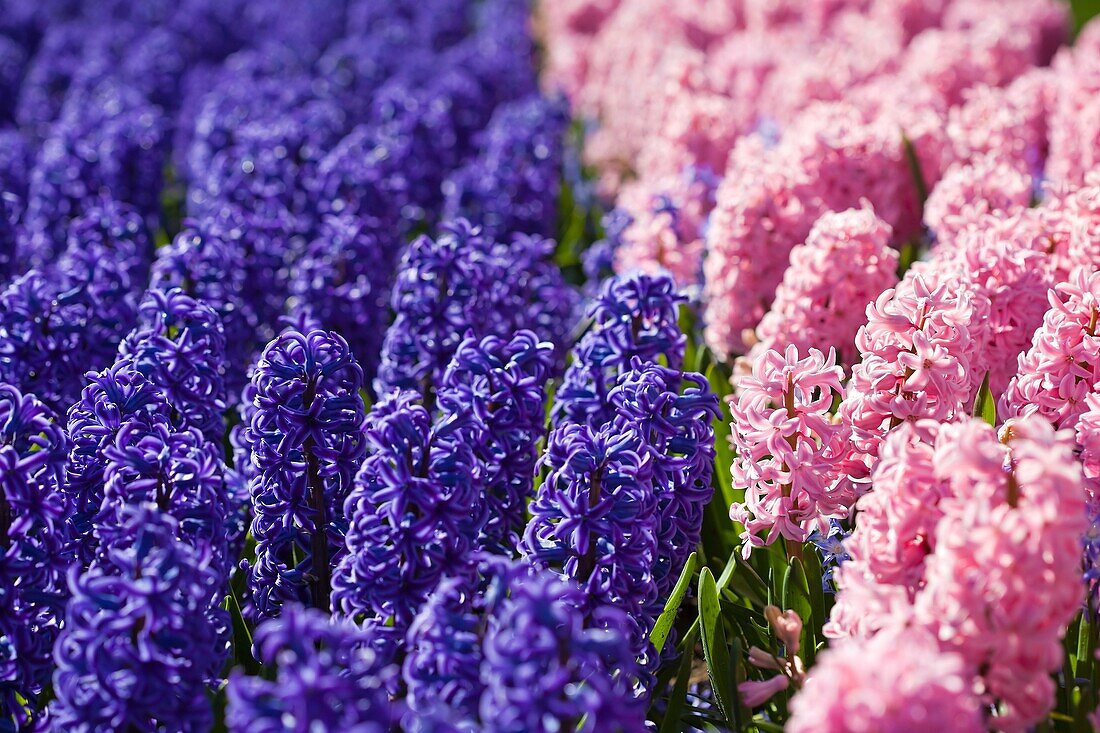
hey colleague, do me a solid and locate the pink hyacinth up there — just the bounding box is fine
[923,155,1034,246]
[729,346,853,554]
[915,416,1087,732]
[1000,267,1100,431]
[748,206,898,366]
[788,626,984,733]
[1077,392,1100,500]
[927,212,1055,396]
[838,270,977,466]
[1038,176,1100,278]
[1047,35,1100,187]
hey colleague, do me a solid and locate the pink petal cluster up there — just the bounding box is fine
[787,626,984,733]
[838,271,977,465]
[747,206,897,366]
[1000,267,1100,430]
[923,154,1034,246]
[729,346,853,553]
[1047,24,1100,187]
[915,417,1087,732]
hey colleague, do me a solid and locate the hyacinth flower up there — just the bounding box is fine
[377,219,577,397]
[607,360,718,599]
[226,604,399,733]
[0,385,69,728]
[521,417,660,667]
[289,214,398,392]
[22,78,166,262]
[245,328,367,617]
[0,191,19,284]
[435,330,555,552]
[117,288,229,447]
[738,606,807,708]
[748,206,899,366]
[787,626,984,733]
[50,508,225,732]
[333,390,483,645]
[477,563,649,733]
[94,420,234,585]
[443,94,569,239]
[63,362,172,565]
[915,417,1087,731]
[1001,267,1100,431]
[0,200,150,412]
[730,346,854,556]
[553,273,687,428]
[838,270,977,471]
[150,221,258,388]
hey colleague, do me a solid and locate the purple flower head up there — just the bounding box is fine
[50,507,224,732]
[444,94,569,240]
[437,331,554,552]
[0,36,27,123]
[378,220,578,396]
[24,78,167,256]
[608,361,718,599]
[118,288,229,446]
[14,21,91,133]
[554,274,687,428]
[289,214,397,392]
[245,329,367,617]
[583,208,634,290]
[95,421,232,582]
[227,603,400,733]
[0,385,69,727]
[333,390,484,637]
[150,220,259,386]
[347,0,473,51]
[0,128,31,200]
[522,419,660,666]
[479,563,649,733]
[63,362,172,564]
[0,192,18,284]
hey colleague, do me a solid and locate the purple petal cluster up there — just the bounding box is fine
[0,384,68,728]
[50,508,225,732]
[244,328,367,617]
[377,219,577,396]
[554,273,687,428]
[118,288,229,446]
[226,603,399,733]
[444,94,569,239]
[436,331,555,552]
[333,390,483,636]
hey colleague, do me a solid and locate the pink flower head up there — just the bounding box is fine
[738,675,789,708]
[1047,40,1100,187]
[1000,267,1100,431]
[729,346,853,553]
[765,605,803,654]
[788,626,984,733]
[1076,392,1100,501]
[916,415,1087,732]
[750,205,898,365]
[839,270,977,463]
[924,155,1034,246]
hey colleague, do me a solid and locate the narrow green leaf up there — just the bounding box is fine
[972,372,997,427]
[651,552,698,654]
[658,626,699,733]
[698,567,735,727]
[786,558,815,666]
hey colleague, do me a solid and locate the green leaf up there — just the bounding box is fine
[658,626,699,733]
[651,552,698,654]
[972,372,997,427]
[698,568,736,728]
[785,558,816,666]
[901,132,928,204]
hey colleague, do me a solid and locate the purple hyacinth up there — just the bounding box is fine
[64,362,172,565]
[347,0,472,51]
[226,603,400,733]
[50,508,225,732]
[553,274,687,428]
[95,420,233,581]
[0,128,30,201]
[521,419,660,667]
[478,563,649,733]
[376,220,578,396]
[443,94,569,240]
[289,214,396,391]
[436,331,554,552]
[332,390,484,640]
[244,329,367,617]
[0,385,69,728]
[118,289,229,446]
[0,36,27,123]
[0,192,18,284]
[607,361,718,599]
[23,78,166,259]
[150,220,259,386]
[14,21,90,133]
[582,208,633,291]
